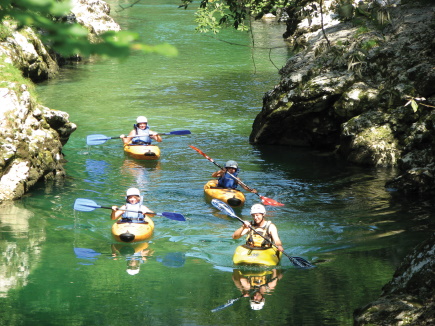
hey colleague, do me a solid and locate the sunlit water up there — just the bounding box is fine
[0,1,433,325]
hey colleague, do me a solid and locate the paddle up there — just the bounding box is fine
[211,199,314,268]
[189,145,284,206]
[87,130,191,145]
[211,294,244,313]
[73,198,186,221]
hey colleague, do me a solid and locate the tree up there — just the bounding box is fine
[1,0,178,58]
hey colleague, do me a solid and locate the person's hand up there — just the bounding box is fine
[243,221,251,229]
[111,205,118,211]
[276,245,284,252]
[251,188,258,194]
[120,134,125,138]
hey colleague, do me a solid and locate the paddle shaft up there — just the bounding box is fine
[86,203,154,215]
[189,145,252,189]
[189,145,286,207]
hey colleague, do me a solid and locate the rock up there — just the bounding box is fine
[354,233,435,325]
[0,0,120,202]
[0,82,77,202]
[250,1,435,196]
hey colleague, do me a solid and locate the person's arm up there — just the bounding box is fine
[212,169,225,178]
[111,205,125,220]
[141,205,154,216]
[120,130,135,144]
[150,131,162,142]
[232,221,250,239]
[269,224,284,252]
[239,181,257,193]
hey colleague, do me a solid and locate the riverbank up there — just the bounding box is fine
[247,1,435,324]
[250,1,435,198]
[0,0,120,203]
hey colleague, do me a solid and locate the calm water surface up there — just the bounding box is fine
[1,1,433,325]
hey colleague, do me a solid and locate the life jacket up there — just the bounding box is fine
[235,270,274,290]
[246,221,272,248]
[132,124,152,145]
[217,170,239,189]
[121,202,144,222]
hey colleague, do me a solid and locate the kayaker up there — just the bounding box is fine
[232,269,283,310]
[111,188,154,222]
[232,204,284,252]
[212,160,257,193]
[120,116,162,145]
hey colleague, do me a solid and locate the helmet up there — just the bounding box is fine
[126,188,141,197]
[250,299,265,310]
[250,204,266,215]
[225,160,238,169]
[136,116,148,123]
[126,268,140,275]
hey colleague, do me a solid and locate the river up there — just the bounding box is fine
[0,1,433,325]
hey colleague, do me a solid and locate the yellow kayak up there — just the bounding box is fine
[124,144,161,160]
[233,245,282,266]
[111,216,155,243]
[204,180,245,208]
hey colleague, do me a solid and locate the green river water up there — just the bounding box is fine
[1,1,433,325]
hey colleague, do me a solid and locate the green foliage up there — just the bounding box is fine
[0,55,38,99]
[1,0,178,58]
[182,0,294,33]
[0,22,13,40]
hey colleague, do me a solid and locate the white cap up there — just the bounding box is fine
[250,299,265,310]
[126,188,141,197]
[250,203,266,215]
[136,116,148,123]
[126,268,140,275]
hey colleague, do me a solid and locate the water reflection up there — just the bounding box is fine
[232,268,283,310]
[212,268,283,312]
[0,202,45,298]
[111,242,154,275]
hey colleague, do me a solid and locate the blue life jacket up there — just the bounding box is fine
[122,202,144,222]
[132,124,152,145]
[217,170,239,189]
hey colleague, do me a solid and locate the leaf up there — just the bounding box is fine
[411,99,418,112]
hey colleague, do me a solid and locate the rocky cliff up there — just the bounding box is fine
[354,233,435,325]
[250,1,435,197]
[0,0,120,203]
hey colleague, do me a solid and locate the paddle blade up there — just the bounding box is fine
[157,252,186,268]
[165,130,191,135]
[260,195,285,207]
[286,254,315,268]
[189,145,211,160]
[86,134,110,145]
[73,198,100,212]
[161,212,186,221]
[211,199,237,218]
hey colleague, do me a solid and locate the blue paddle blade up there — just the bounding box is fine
[211,199,236,218]
[161,212,186,221]
[86,134,111,145]
[157,252,185,268]
[165,130,191,135]
[74,248,101,260]
[73,198,100,212]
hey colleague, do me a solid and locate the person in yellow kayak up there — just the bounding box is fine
[111,187,154,222]
[232,203,284,252]
[120,116,162,145]
[212,160,257,193]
